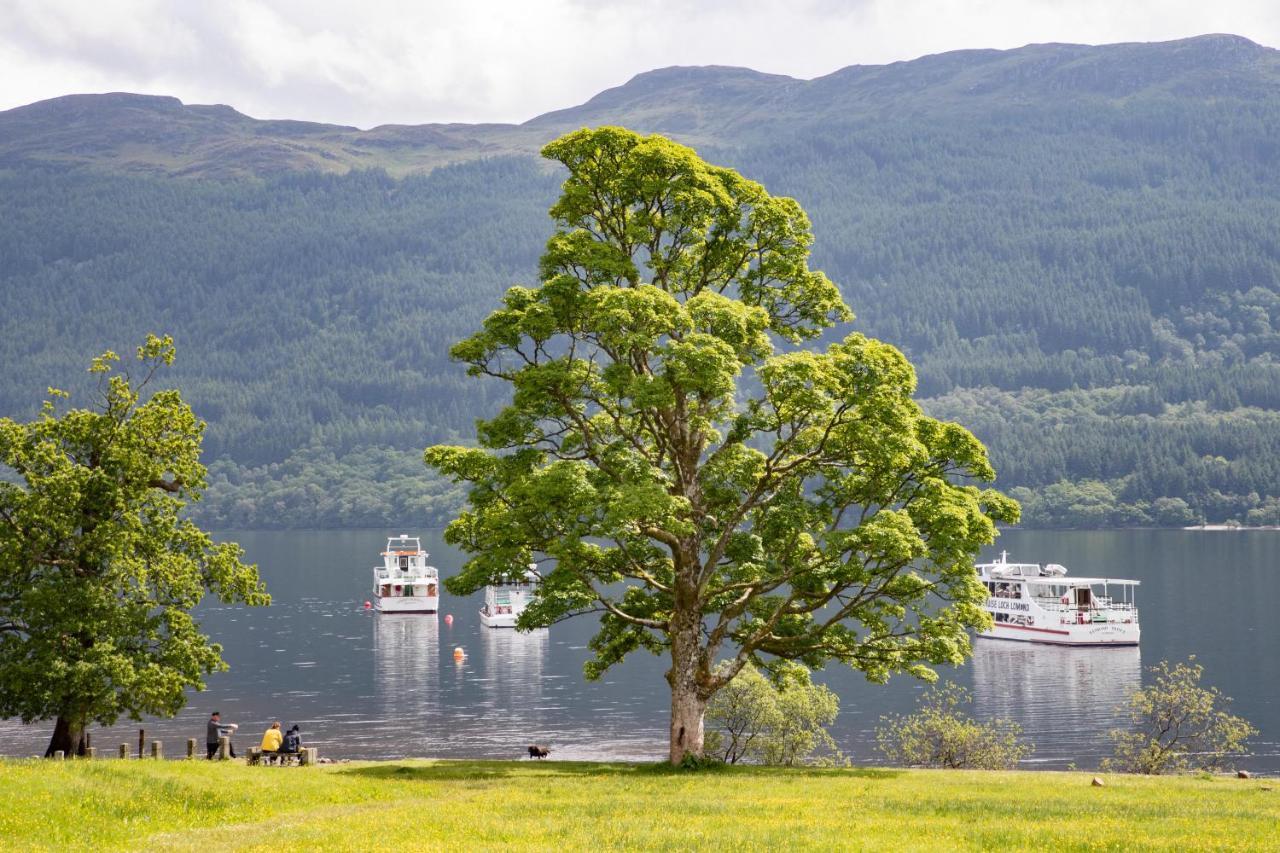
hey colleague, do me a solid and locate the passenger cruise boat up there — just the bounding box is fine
[479,565,539,628]
[372,535,440,613]
[975,552,1139,646]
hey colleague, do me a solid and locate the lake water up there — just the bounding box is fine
[1,529,1276,770]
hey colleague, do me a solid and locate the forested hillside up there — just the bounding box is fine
[3,34,1279,528]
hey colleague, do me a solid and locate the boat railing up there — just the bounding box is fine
[1029,596,1141,612]
[374,566,439,581]
[1030,598,1139,624]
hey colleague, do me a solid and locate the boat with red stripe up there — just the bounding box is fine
[976,552,1139,646]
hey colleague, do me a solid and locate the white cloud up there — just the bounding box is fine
[1,0,1277,127]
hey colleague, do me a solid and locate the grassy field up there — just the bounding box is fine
[0,758,1276,851]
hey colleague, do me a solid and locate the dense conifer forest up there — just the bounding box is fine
[3,35,1280,528]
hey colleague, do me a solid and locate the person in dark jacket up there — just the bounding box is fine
[205,711,238,759]
[281,724,302,756]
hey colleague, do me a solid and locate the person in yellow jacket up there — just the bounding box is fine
[260,721,283,763]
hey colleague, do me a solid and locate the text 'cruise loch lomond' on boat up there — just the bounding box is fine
[976,552,1139,646]
[372,535,440,613]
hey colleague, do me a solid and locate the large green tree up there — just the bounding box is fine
[427,127,1016,763]
[0,336,268,757]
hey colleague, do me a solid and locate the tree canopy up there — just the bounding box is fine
[428,127,1016,763]
[0,336,268,756]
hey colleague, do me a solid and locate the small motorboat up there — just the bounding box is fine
[479,564,539,628]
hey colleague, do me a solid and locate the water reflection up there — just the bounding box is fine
[373,614,440,716]
[481,628,549,712]
[970,640,1141,765]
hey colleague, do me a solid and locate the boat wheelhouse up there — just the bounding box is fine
[479,565,539,628]
[976,552,1139,646]
[372,535,439,614]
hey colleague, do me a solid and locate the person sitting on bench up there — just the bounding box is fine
[280,724,303,761]
[259,721,283,764]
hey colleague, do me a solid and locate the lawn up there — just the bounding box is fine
[0,758,1275,851]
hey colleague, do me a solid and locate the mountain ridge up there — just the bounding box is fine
[3,34,1277,178]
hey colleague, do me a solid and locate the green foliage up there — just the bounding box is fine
[705,662,843,766]
[197,445,464,529]
[876,682,1032,770]
[1103,658,1257,775]
[0,338,268,754]
[429,127,1014,762]
[675,752,726,771]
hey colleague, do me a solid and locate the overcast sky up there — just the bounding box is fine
[3,0,1278,128]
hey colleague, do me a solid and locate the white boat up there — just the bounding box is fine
[372,535,439,614]
[479,565,539,628]
[975,552,1139,646]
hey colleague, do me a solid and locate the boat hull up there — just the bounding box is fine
[374,595,439,614]
[978,621,1139,646]
[479,609,517,628]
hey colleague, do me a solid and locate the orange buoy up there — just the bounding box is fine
[444,614,453,625]
[453,647,465,661]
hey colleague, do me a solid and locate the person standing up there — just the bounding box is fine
[206,711,238,759]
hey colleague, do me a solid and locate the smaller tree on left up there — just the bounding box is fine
[0,336,269,757]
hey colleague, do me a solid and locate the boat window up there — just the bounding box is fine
[399,555,409,570]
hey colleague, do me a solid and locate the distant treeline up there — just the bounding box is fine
[5,84,1280,529]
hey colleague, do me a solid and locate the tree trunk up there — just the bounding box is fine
[669,681,707,765]
[45,715,88,758]
[668,609,708,764]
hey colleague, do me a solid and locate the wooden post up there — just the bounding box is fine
[138,729,145,759]
[53,750,65,761]
[85,747,97,759]
[218,736,230,760]
[151,740,163,760]
[84,732,92,752]
[187,738,197,759]
[118,744,129,759]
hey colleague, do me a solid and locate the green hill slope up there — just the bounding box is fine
[3,34,1280,528]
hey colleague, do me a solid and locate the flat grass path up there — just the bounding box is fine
[0,759,1276,851]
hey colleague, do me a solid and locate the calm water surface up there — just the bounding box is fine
[1,529,1276,770]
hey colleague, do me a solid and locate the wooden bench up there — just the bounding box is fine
[247,746,317,766]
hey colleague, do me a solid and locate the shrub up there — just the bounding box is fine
[877,682,1032,769]
[704,662,843,766]
[1102,657,1256,774]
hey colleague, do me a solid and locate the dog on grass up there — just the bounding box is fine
[527,744,550,759]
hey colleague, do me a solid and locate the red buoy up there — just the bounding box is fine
[363,600,372,610]
[444,614,453,625]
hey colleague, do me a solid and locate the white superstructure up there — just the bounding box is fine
[479,565,539,628]
[975,552,1139,646]
[372,535,440,613]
